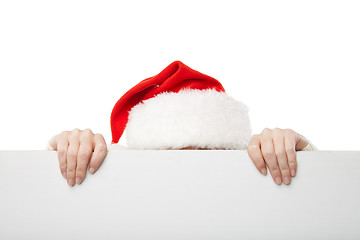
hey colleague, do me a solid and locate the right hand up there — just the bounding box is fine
[48,128,108,186]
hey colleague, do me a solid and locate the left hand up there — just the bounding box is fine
[247,128,309,185]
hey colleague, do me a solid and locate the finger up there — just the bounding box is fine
[88,134,108,174]
[260,129,282,184]
[284,129,297,177]
[273,129,291,185]
[48,135,58,150]
[295,132,310,151]
[75,130,94,184]
[66,130,80,186]
[56,135,69,179]
[247,134,267,175]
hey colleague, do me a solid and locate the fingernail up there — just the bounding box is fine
[275,176,282,184]
[261,168,267,175]
[89,168,95,174]
[284,176,290,184]
[68,178,74,186]
[76,177,82,184]
[291,170,296,177]
[62,171,67,178]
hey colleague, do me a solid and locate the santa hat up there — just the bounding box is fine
[110,61,252,150]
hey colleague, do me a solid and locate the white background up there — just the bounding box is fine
[0,0,359,150]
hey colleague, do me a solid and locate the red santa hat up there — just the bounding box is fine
[110,61,252,149]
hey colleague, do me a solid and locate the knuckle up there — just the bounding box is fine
[284,128,295,136]
[269,168,281,176]
[285,146,295,153]
[288,161,297,166]
[78,145,92,156]
[98,147,107,154]
[69,136,80,143]
[280,165,290,172]
[273,127,282,132]
[71,128,81,136]
[67,167,75,174]
[82,128,94,136]
[262,149,274,159]
[275,149,285,157]
[57,148,67,157]
[247,144,258,152]
[78,151,90,160]
[69,133,80,142]
[84,128,93,133]
[94,133,105,140]
[76,169,85,178]
[273,128,284,136]
[67,151,77,160]
[261,128,272,134]
[97,141,107,150]
[59,163,66,171]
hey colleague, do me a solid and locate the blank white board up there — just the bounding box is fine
[0,150,359,239]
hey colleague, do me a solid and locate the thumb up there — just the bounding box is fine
[295,133,310,151]
[48,135,58,150]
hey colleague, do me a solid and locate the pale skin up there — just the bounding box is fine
[49,128,309,186]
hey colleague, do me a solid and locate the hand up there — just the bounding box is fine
[49,128,108,186]
[247,128,309,185]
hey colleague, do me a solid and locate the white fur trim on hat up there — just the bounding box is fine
[126,89,252,150]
